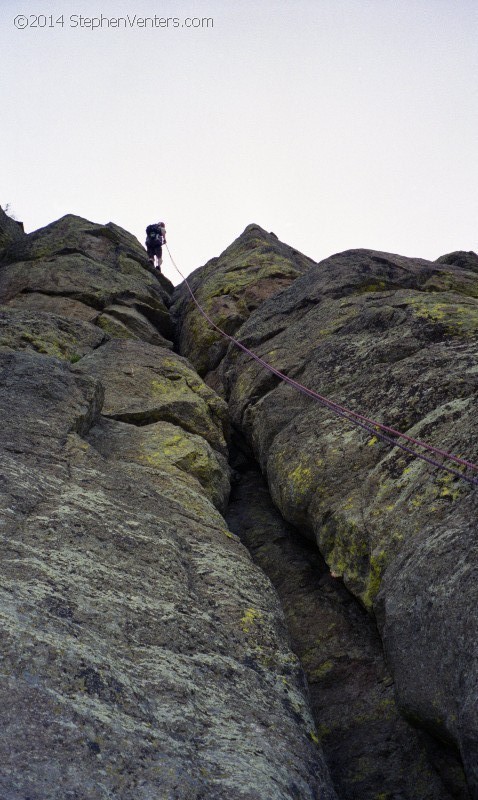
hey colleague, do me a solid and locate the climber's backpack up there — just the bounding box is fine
[146,224,163,243]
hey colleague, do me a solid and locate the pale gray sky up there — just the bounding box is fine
[1,0,477,284]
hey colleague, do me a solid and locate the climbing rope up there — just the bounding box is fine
[166,244,478,488]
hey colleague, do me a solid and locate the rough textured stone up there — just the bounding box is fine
[0,307,107,360]
[6,210,478,797]
[0,349,103,443]
[0,254,168,325]
[175,240,478,794]
[0,214,173,342]
[0,206,25,249]
[98,303,173,347]
[1,213,154,278]
[94,312,141,341]
[0,214,342,798]
[226,464,469,800]
[376,488,478,798]
[4,291,100,321]
[87,417,230,513]
[0,349,337,800]
[172,224,315,383]
[435,250,478,273]
[73,339,230,456]
[222,250,478,608]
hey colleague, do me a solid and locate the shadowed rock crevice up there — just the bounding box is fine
[225,443,470,800]
[3,211,478,798]
[0,214,339,799]
[222,250,478,604]
[173,226,478,798]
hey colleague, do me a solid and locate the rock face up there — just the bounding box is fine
[0,214,173,344]
[376,487,478,798]
[172,224,315,390]
[226,464,468,799]
[3,212,478,798]
[175,231,478,797]
[0,206,25,249]
[223,249,478,607]
[0,306,108,360]
[0,215,337,799]
[435,250,478,272]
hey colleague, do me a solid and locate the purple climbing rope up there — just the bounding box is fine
[167,245,478,488]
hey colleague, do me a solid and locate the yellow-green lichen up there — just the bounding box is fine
[288,464,313,500]
[309,729,320,745]
[362,549,388,609]
[96,315,137,340]
[357,281,387,294]
[310,660,335,680]
[240,608,262,633]
[409,295,478,336]
[138,429,219,487]
[322,516,369,598]
[310,723,331,743]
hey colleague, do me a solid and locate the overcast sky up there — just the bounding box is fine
[1,0,477,284]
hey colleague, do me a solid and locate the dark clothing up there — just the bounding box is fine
[146,223,165,247]
[146,240,162,258]
[145,223,166,270]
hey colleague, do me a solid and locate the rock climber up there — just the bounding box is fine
[145,221,166,271]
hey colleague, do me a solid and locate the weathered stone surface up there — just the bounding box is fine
[222,250,478,608]
[435,250,478,273]
[6,209,478,797]
[226,465,470,799]
[1,213,149,276]
[0,348,337,800]
[73,339,230,455]
[0,307,107,360]
[0,349,103,444]
[172,224,315,381]
[4,291,100,321]
[0,206,25,249]
[94,312,140,340]
[0,214,173,342]
[87,417,230,512]
[0,253,168,319]
[376,488,478,798]
[0,213,342,798]
[174,241,478,793]
[98,303,173,347]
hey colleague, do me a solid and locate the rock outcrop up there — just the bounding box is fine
[0,213,173,344]
[3,211,478,798]
[172,223,315,391]
[435,250,478,272]
[376,488,478,797]
[0,215,337,799]
[226,464,469,799]
[175,229,478,798]
[0,206,25,249]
